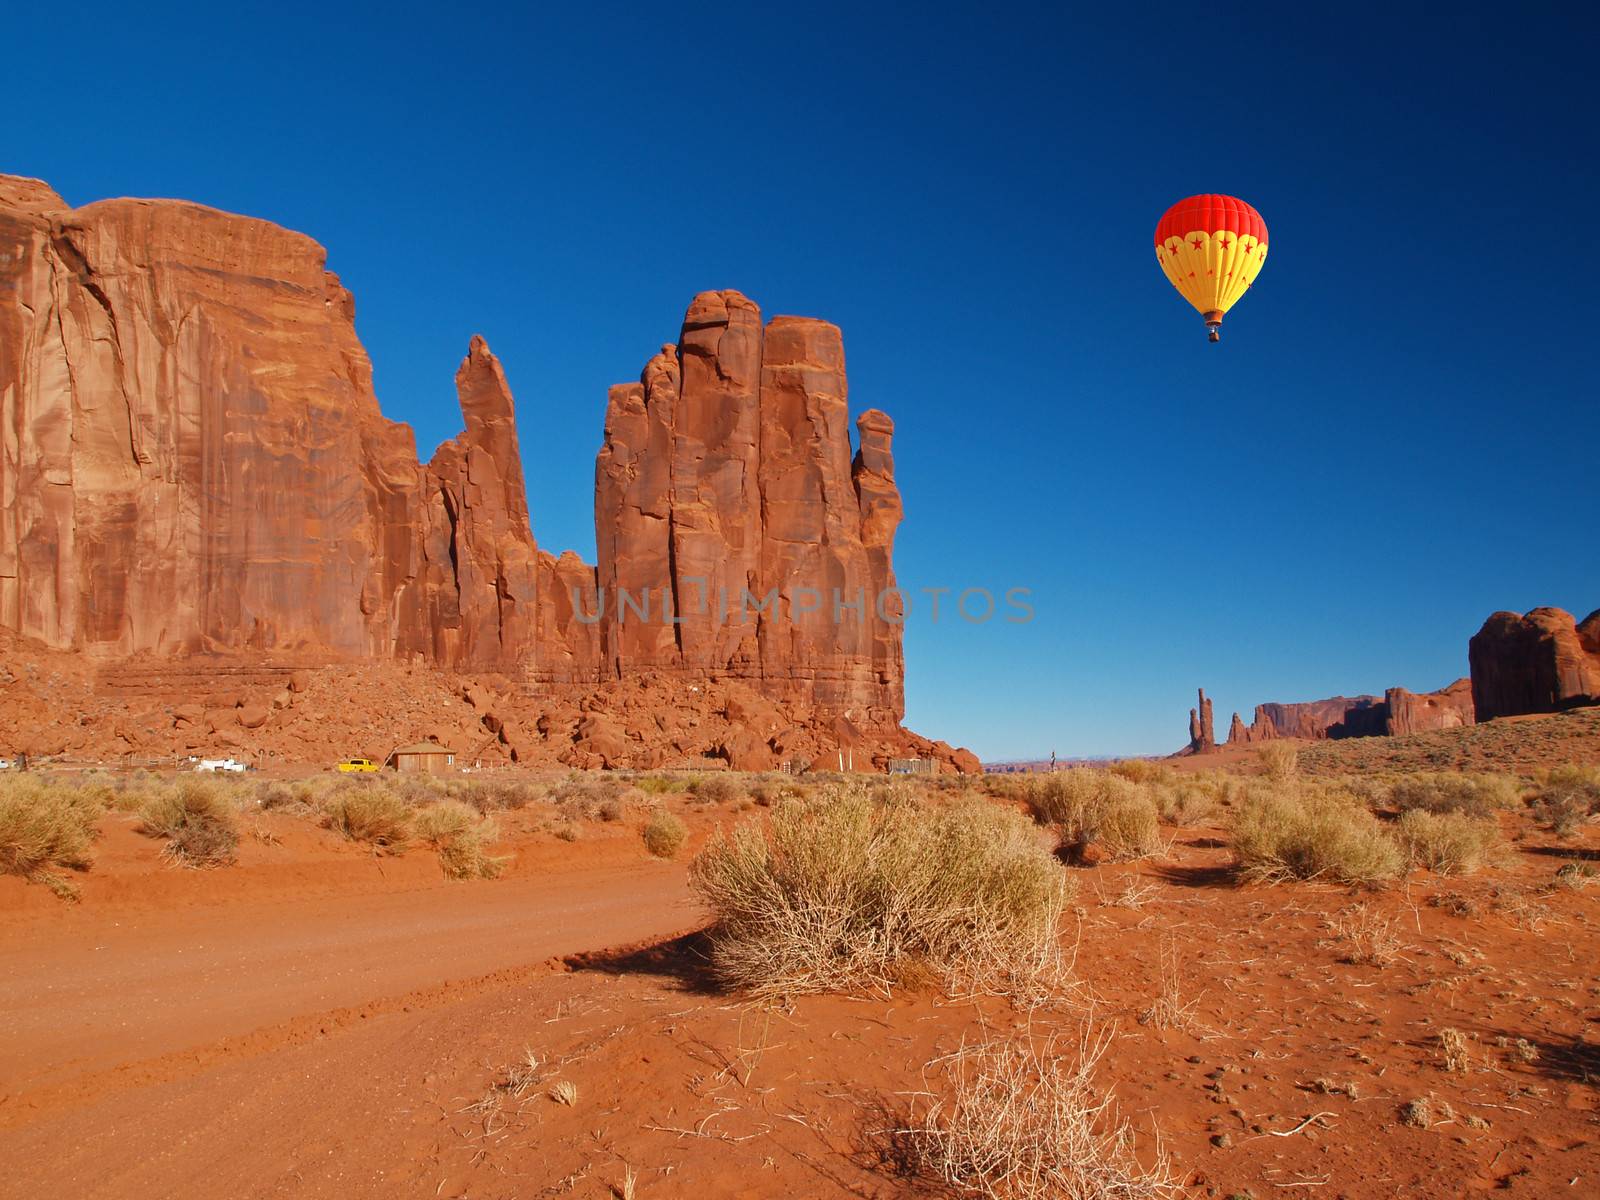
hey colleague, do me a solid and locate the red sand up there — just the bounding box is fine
[2,778,1599,1197]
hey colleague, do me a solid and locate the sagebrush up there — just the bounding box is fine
[689,784,1066,998]
[1230,784,1403,885]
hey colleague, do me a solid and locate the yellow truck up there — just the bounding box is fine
[336,757,379,773]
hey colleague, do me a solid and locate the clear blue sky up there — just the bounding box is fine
[9,3,1597,758]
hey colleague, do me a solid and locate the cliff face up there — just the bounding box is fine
[0,180,559,671]
[1,183,402,657]
[1385,678,1475,736]
[1469,607,1600,721]
[0,177,907,730]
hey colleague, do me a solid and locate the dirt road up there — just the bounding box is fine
[0,855,697,1109]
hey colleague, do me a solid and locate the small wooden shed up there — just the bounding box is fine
[387,741,457,774]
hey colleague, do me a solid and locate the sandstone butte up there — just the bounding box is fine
[1469,607,1600,722]
[0,173,979,774]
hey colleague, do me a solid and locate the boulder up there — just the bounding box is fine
[237,702,271,730]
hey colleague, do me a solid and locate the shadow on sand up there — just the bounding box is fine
[561,929,722,994]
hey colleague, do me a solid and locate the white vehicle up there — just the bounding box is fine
[0,759,11,770]
[194,757,248,773]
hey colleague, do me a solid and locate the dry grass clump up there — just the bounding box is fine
[319,785,411,851]
[138,778,240,868]
[1393,809,1502,875]
[1331,903,1402,966]
[1399,1095,1434,1127]
[1106,759,1175,787]
[1390,772,1519,819]
[641,808,688,858]
[1530,764,1600,837]
[1230,784,1404,885]
[1258,741,1300,783]
[1151,773,1230,826]
[1024,771,1162,861]
[895,1025,1178,1200]
[465,778,546,812]
[1554,862,1596,890]
[412,800,506,879]
[0,776,102,898]
[633,773,693,795]
[689,784,1066,999]
[1436,1027,1471,1073]
[750,775,806,807]
[553,774,625,821]
[689,775,744,806]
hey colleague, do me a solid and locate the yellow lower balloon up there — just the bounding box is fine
[1156,230,1268,319]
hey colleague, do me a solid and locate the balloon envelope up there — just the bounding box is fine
[1155,195,1268,338]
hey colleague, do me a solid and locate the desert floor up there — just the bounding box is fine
[3,737,1600,1198]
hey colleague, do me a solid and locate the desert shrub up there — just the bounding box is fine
[552,774,624,821]
[688,785,1066,998]
[138,778,240,868]
[895,1025,1179,1200]
[255,780,326,814]
[1332,774,1394,811]
[633,773,692,795]
[104,780,150,814]
[1106,759,1175,787]
[552,821,583,842]
[1152,774,1229,826]
[1025,772,1161,861]
[456,778,526,813]
[1530,765,1600,836]
[1230,785,1403,885]
[641,809,688,858]
[597,797,626,822]
[1393,809,1501,875]
[412,800,505,880]
[689,775,743,806]
[1390,772,1519,819]
[1258,742,1299,783]
[754,775,812,807]
[0,777,102,897]
[320,786,411,851]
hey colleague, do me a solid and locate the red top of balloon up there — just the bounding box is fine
[1154,194,1268,249]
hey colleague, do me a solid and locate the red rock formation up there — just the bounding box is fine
[852,408,906,718]
[1225,696,1379,742]
[1186,688,1216,752]
[1385,678,1475,736]
[1223,678,1477,744]
[671,290,764,675]
[0,187,404,656]
[1469,607,1600,721]
[1226,711,1248,744]
[594,293,906,721]
[0,176,965,769]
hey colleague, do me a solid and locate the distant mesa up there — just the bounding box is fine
[1185,604,1599,753]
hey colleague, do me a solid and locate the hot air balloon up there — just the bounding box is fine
[1155,195,1268,342]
